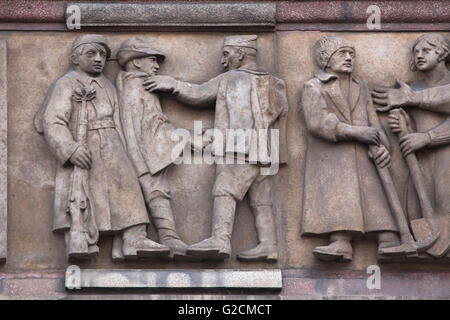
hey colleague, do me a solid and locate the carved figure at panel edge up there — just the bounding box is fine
[372,33,450,259]
[115,37,206,261]
[34,35,172,261]
[300,36,437,262]
[145,35,288,262]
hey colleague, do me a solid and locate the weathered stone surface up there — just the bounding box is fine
[65,267,282,290]
[277,31,450,269]
[67,2,276,29]
[276,1,450,31]
[3,32,279,271]
[0,40,6,263]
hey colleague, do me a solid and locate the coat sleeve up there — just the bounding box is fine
[116,79,150,177]
[416,84,450,114]
[301,80,341,142]
[42,77,79,165]
[428,117,450,147]
[173,74,223,108]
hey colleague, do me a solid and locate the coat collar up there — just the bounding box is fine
[315,70,361,122]
[236,63,269,75]
[71,70,106,89]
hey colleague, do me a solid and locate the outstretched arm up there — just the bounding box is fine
[143,74,223,109]
[372,80,450,114]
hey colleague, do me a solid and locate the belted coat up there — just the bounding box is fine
[34,70,149,233]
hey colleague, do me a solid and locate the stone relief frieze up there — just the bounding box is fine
[25,31,449,267]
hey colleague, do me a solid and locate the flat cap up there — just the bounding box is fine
[223,35,258,51]
[72,34,111,58]
[117,37,165,67]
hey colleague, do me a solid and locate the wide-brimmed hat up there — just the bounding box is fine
[117,37,165,67]
[72,34,111,59]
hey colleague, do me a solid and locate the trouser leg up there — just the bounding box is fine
[149,196,189,258]
[186,195,236,260]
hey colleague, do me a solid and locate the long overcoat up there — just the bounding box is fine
[301,70,398,238]
[35,70,149,233]
[115,70,186,177]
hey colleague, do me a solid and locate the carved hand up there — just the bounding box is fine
[368,145,391,168]
[387,108,413,134]
[143,75,177,93]
[399,132,431,157]
[372,79,418,112]
[69,146,92,169]
[352,126,381,146]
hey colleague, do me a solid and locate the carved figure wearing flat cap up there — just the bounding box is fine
[34,34,170,261]
[116,37,198,260]
[301,36,400,261]
[143,35,288,262]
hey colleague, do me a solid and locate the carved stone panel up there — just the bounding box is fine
[0,39,6,263]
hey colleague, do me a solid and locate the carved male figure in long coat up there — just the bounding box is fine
[115,37,192,259]
[34,35,170,261]
[144,35,288,261]
[301,36,399,261]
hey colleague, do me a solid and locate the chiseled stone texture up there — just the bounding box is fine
[68,2,276,29]
[1,32,281,271]
[65,267,282,290]
[277,31,450,271]
[0,39,6,262]
[0,30,449,280]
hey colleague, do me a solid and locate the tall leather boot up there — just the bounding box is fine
[237,205,278,262]
[122,224,170,260]
[149,197,190,260]
[187,195,236,260]
[313,232,353,262]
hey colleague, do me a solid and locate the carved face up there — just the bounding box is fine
[414,40,441,72]
[327,47,355,74]
[221,46,242,70]
[72,44,107,76]
[137,56,160,75]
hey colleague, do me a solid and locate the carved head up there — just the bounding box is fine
[117,38,165,76]
[411,33,449,72]
[314,36,355,74]
[221,35,258,70]
[70,35,111,76]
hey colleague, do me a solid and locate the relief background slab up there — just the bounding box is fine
[0,30,448,275]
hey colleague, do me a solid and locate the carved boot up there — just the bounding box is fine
[377,231,401,257]
[237,205,278,262]
[122,224,170,260]
[187,196,236,260]
[112,235,124,262]
[149,197,194,261]
[313,233,353,262]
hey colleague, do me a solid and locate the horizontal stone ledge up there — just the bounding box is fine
[276,1,450,24]
[65,267,283,290]
[66,2,276,30]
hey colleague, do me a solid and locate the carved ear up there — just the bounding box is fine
[238,48,245,61]
[70,53,79,66]
[436,48,449,63]
[132,59,141,69]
